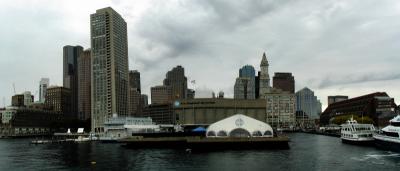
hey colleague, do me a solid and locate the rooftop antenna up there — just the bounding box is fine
[2,97,5,108]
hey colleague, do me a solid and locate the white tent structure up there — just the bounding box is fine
[206,114,274,138]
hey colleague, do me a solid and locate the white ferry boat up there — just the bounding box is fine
[100,116,160,142]
[373,115,400,152]
[340,117,375,145]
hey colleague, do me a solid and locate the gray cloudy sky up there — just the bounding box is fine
[1,0,400,110]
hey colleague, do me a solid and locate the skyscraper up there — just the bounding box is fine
[129,70,141,93]
[63,45,83,119]
[273,72,295,93]
[39,78,49,103]
[78,49,91,121]
[295,87,322,119]
[163,66,188,100]
[91,7,129,133]
[259,52,271,96]
[234,65,255,99]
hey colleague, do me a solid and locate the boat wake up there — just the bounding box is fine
[351,152,400,163]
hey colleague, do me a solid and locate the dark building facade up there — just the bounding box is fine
[11,94,25,107]
[141,104,175,124]
[163,66,188,100]
[255,71,260,99]
[63,45,83,119]
[129,70,141,93]
[273,72,295,93]
[45,86,72,117]
[129,88,141,116]
[78,49,91,121]
[320,92,397,127]
[328,95,349,105]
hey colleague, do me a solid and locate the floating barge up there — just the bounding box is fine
[119,136,290,151]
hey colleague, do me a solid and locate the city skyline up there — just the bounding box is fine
[1,0,400,110]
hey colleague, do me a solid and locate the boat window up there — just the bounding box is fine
[229,128,251,138]
[391,122,400,127]
[207,131,216,137]
[217,130,227,137]
[383,131,399,137]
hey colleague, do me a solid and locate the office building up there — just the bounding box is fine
[273,72,295,93]
[78,49,91,121]
[91,7,129,133]
[328,95,348,105]
[63,45,83,119]
[295,87,322,119]
[45,86,72,117]
[141,104,175,124]
[320,92,397,126]
[151,85,172,104]
[39,78,49,103]
[163,66,188,100]
[129,88,141,116]
[11,92,34,107]
[129,70,141,92]
[234,65,256,99]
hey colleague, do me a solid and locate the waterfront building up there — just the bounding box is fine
[39,78,49,103]
[129,70,141,93]
[11,92,34,107]
[102,116,158,141]
[141,104,175,124]
[328,95,348,105]
[91,7,129,133]
[63,45,83,119]
[163,66,188,100]
[295,87,322,119]
[295,111,316,129]
[273,72,295,93]
[175,98,265,125]
[259,53,271,96]
[0,106,62,137]
[151,85,172,104]
[45,86,72,117]
[206,114,274,137]
[234,65,256,99]
[320,92,397,127]
[78,49,91,121]
[263,88,296,129]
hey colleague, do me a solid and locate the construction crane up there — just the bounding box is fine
[12,83,16,94]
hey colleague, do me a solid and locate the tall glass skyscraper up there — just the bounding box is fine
[91,7,129,133]
[63,45,83,119]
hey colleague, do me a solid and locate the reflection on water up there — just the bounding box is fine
[0,133,399,170]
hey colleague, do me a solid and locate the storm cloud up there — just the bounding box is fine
[1,0,400,110]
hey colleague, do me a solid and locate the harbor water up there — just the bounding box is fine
[0,133,399,170]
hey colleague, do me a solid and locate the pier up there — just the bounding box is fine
[119,136,290,150]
